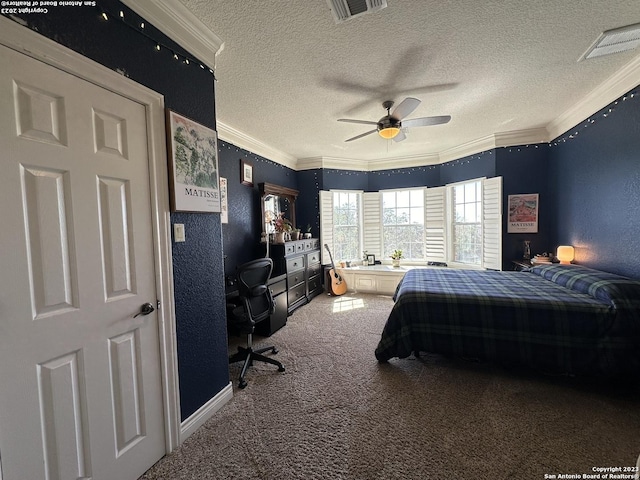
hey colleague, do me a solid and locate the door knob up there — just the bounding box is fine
[134,302,155,318]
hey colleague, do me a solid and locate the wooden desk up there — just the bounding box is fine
[226,273,288,337]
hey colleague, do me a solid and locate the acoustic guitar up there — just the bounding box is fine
[324,244,348,296]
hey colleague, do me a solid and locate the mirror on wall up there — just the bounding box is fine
[260,182,299,234]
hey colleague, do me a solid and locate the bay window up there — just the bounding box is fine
[320,176,502,270]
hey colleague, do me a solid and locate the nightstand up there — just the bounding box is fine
[511,259,532,271]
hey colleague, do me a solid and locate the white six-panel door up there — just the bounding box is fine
[0,44,165,480]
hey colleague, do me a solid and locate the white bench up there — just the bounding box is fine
[336,264,480,295]
[335,265,413,295]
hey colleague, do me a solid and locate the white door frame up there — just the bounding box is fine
[0,15,181,457]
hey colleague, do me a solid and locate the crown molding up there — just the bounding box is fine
[297,157,370,171]
[367,153,442,170]
[493,128,549,147]
[546,53,640,140]
[262,128,549,172]
[296,153,441,171]
[295,157,325,170]
[217,121,298,170]
[121,0,224,70]
[439,134,497,164]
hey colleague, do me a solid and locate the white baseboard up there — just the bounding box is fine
[180,382,233,442]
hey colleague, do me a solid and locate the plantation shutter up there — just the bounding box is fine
[362,192,382,261]
[319,190,334,265]
[425,186,447,263]
[482,176,503,270]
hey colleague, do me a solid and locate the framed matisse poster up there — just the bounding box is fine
[508,193,539,233]
[166,109,221,212]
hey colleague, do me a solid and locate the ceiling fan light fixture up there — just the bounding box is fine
[378,127,400,139]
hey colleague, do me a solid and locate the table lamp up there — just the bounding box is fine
[556,245,574,265]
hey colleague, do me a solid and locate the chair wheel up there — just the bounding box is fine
[272,347,278,354]
[239,379,247,389]
[278,366,285,372]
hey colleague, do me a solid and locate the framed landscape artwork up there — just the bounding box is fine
[166,109,221,212]
[508,193,539,233]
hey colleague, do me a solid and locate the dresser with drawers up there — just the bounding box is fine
[269,238,322,315]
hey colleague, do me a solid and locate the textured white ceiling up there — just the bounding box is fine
[179,0,640,167]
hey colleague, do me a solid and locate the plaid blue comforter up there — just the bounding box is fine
[374,266,640,376]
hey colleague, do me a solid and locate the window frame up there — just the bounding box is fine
[320,189,363,266]
[447,178,484,268]
[380,187,426,261]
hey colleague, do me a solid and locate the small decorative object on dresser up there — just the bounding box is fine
[272,212,292,244]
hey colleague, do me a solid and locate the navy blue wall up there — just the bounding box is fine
[548,87,640,278]
[5,1,228,420]
[496,145,552,269]
[368,165,441,190]
[323,168,370,190]
[297,169,323,238]
[439,150,496,186]
[218,141,298,277]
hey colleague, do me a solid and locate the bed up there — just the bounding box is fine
[374,264,640,376]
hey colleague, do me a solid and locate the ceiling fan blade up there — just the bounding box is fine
[392,130,406,142]
[338,118,378,125]
[390,97,421,120]
[345,129,377,142]
[401,115,451,128]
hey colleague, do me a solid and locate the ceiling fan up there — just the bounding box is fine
[338,97,451,142]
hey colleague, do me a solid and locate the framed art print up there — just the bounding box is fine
[166,109,221,212]
[508,193,539,233]
[240,159,253,187]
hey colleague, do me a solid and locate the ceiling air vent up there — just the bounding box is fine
[326,0,387,23]
[581,23,640,61]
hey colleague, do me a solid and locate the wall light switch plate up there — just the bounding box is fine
[174,223,185,242]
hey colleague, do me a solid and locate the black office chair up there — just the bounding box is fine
[228,258,285,388]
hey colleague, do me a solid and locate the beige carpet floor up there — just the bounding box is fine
[140,292,640,480]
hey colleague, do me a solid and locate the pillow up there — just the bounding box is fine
[527,264,640,307]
